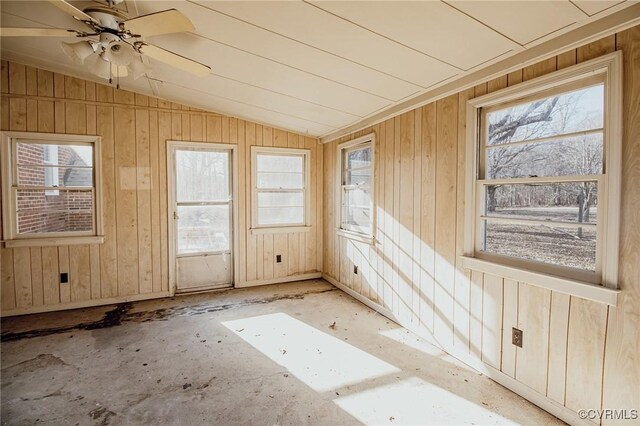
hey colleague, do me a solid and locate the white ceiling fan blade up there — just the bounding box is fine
[140,43,210,77]
[47,0,99,25]
[124,9,195,37]
[0,27,78,37]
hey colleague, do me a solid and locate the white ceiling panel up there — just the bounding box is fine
[134,1,420,102]
[308,0,519,70]
[572,0,626,16]
[147,31,391,117]
[448,0,587,45]
[199,1,460,87]
[1,0,636,137]
[158,81,337,136]
[149,65,360,129]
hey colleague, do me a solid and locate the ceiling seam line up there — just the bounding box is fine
[441,1,525,47]
[186,0,432,89]
[187,32,397,102]
[301,0,465,71]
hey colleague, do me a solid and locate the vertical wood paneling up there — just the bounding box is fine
[434,94,458,348]
[321,29,639,423]
[114,107,139,296]
[2,61,321,315]
[602,27,640,424]
[515,283,551,395]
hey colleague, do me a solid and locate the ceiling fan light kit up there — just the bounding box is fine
[1,0,211,86]
[60,40,95,64]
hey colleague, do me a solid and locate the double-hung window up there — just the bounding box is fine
[1,132,103,247]
[464,52,622,298]
[338,134,374,238]
[251,147,310,230]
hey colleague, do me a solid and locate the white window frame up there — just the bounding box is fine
[250,146,311,234]
[336,133,375,244]
[461,52,622,306]
[1,131,104,247]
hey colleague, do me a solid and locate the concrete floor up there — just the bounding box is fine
[1,279,563,425]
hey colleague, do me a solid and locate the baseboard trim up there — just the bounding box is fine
[236,272,322,288]
[322,274,595,426]
[0,291,172,318]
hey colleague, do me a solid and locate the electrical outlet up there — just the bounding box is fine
[512,327,523,348]
[60,273,69,284]
[353,265,358,274]
[276,255,282,263]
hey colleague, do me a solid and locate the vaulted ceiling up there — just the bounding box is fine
[1,1,637,138]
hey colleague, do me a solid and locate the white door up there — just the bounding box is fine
[169,144,233,292]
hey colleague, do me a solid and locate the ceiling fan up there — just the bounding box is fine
[0,0,211,84]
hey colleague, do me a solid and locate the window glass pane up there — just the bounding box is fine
[257,172,303,189]
[482,220,596,271]
[258,207,304,225]
[258,191,304,207]
[343,206,372,232]
[16,189,93,234]
[176,150,229,202]
[346,168,372,186]
[342,186,372,234]
[344,187,371,208]
[17,166,93,187]
[17,143,93,167]
[487,84,603,146]
[257,154,303,173]
[177,205,229,254]
[346,146,371,170]
[485,182,598,224]
[485,133,602,179]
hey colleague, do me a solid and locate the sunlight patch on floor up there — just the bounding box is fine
[334,377,518,425]
[222,313,400,392]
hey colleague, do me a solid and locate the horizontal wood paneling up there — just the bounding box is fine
[0,60,322,316]
[323,28,639,425]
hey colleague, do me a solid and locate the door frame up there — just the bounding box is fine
[167,141,239,295]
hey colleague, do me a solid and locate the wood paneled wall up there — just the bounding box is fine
[0,60,322,316]
[323,28,639,425]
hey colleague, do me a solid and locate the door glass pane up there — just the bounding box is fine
[258,207,304,225]
[176,150,229,202]
[17,189,93,234]
[177,205,229,254]
[482,220,596,271]
[485,182,598,224]
[487,84,604,146]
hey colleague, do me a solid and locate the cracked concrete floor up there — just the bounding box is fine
[1,279,563,425]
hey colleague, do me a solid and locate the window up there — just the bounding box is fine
[338,134,375,238]
[464,52,622,294]
[251,147,310,230]
[1,132,103,246]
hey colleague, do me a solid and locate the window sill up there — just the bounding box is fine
[336,228,374,245]
[250,226,310,235]
[459,255,618,306]
[3,235,105,248]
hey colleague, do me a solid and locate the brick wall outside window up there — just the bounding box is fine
[15,143,93,234]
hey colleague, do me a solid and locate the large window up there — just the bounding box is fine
[251,147,310,229]
[1,132,103,246]
[464,53,622,294]
[338,134,374,237]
